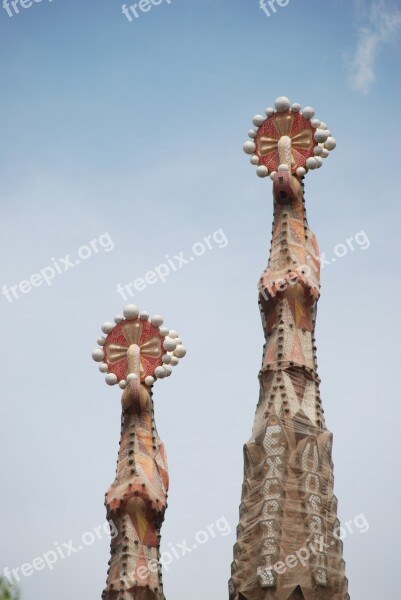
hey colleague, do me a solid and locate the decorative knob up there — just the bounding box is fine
[243,96,336,178]
[92,304,186,388]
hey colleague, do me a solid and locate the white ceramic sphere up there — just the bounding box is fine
[248,129,257,139]
[106,373,118,386]
[159,326,169,337]
[256,165,268,178]
[151,315,164,327]
[92,348,105,362]
[174,345,187,359]
[139,311,149,321]
[320,121,328,130]
[313,145,324,156]
[164,365,173,377]
[174,338,182,345]
[162,354,172,364]
[274,96,291,112]
[169,330,179,339]
[123,305,139,320]
[315,156,323,168]
[321,148,329,158]
[127,373,138,382]
[155,366,167,379]
[97,336,106,346]
[270,171,277,181]
[302,106,315,119]
[296,167,306,177]
[290,103,301,112]
[250,155,260,165]
[306,157,318,170]
[163,338,177,352]
[101,322,114,334]
[265,107,275,117]
[325,137,337,151]
[314,129,329,143]
[145,376,155,387]
[119,380,127,389]
[278,164,290,172]
[114,315,124,324]
[311,118,321,129]
[252,114,265,127]
[243,141,256,155]
[99,363,109,373]
[170,356,179,366]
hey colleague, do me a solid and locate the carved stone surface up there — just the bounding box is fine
[102,379,168,600]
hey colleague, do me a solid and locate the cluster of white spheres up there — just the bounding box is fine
[306,157,319,170]
[119,375,140,389]
[325,137,336,151]
[163,337,177,352]
[155,366,167,379]
[314,129,329,143]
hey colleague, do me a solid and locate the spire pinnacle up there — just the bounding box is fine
[243,96,337,179]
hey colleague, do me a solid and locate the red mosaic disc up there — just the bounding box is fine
[255,112,315,173]
[103,319,164,383]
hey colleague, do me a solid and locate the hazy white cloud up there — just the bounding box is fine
[348,0,401,93]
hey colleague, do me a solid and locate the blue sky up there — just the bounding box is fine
[0,0,400,599]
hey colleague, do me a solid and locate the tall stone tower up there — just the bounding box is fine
[92,304,186,600]
[229,97,349,600]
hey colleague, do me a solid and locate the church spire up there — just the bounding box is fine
[92,305,186,600]
[229,97,348,600]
